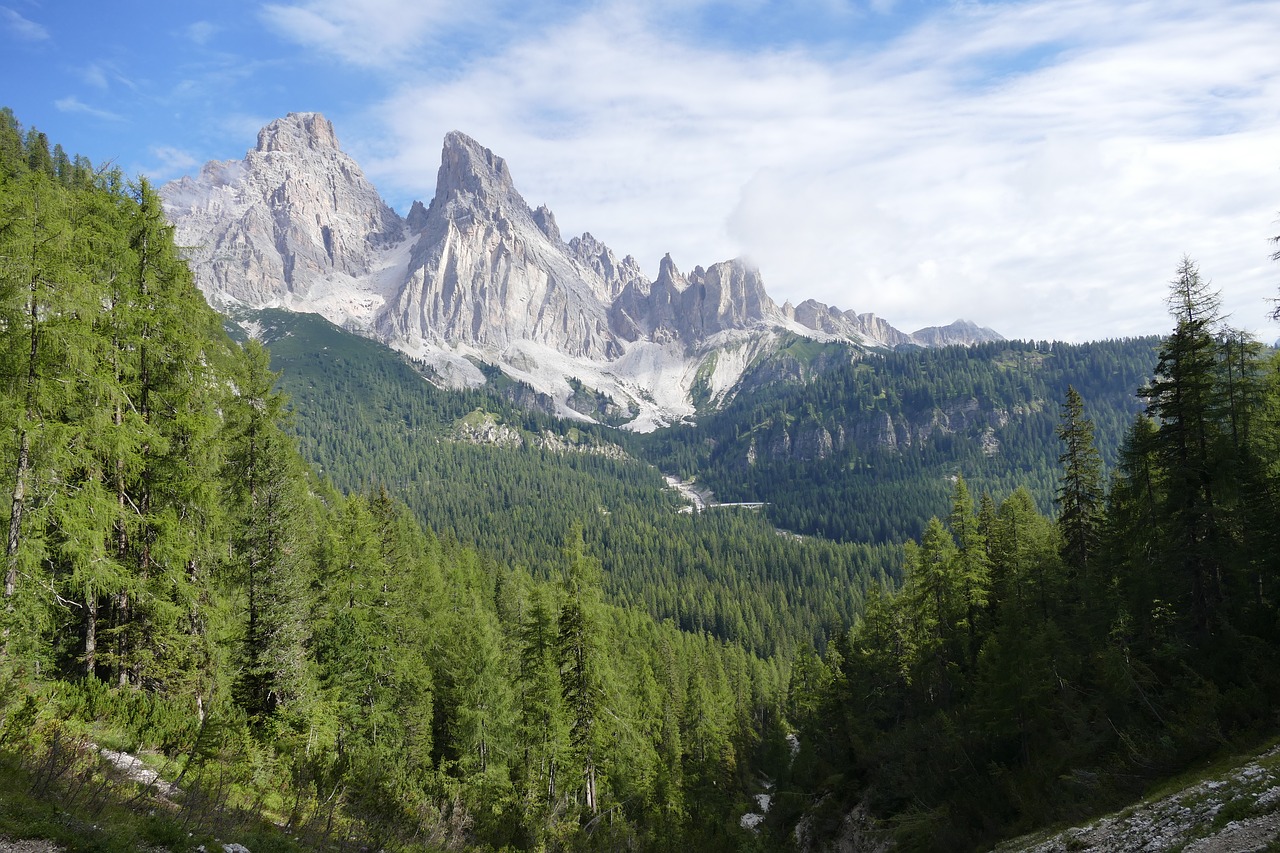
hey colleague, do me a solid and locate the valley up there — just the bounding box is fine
[3,106,1280,853]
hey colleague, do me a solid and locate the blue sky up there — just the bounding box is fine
[3,0,1278,341]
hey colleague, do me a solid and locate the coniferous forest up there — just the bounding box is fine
[0,110,790,851]
[4,107,1280,852]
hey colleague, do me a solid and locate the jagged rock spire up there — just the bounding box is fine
[256,112,341,153]
[435,130,518,205]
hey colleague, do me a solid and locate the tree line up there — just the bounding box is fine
[261,309,900,655]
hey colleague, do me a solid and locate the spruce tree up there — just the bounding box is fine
[1140,257,1229,632]
[224,341,311,717]
[1056,386,1104,580]
[515,582,570,830]
[947,476,989,671]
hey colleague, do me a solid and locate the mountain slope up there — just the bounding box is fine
[992,742,1280,853]
[163,112,403,324]
[254,308,900,653]
[636,335,1158,544]
[163,112,1002,429]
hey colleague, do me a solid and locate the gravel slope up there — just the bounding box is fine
[994,745,1280,853]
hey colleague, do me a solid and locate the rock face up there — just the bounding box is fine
[911,318,1004,347]
[378,131,619,359]
[163,113,402,326]
[162,113,1003,429]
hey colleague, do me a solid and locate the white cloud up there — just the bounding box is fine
[187,21,219,45]
[54,96,123,122]
[260,0,485,67]
[79,61,137,93]
[147,145,201,179]
[352,0,1279,341]
[1,6,48,41]
[81,63,108,89]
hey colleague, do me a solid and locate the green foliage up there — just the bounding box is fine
[0,108,788,850]
[12,107,1280,853]
[261,307,899,654]
[793,257,1280,852]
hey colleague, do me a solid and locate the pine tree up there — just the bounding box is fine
[514,582,571,834]
[1056,386,1104,580]
[903,516,960,703]
[224,341,311,717]
[1140,257,1229,632]
[947,476,989,671]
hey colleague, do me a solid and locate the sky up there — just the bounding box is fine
[2,0,1278,342]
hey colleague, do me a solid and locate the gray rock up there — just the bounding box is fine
[161,112,402,324]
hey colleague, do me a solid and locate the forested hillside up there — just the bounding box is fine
[638,335,1159,544]
[782,259,1280,851]
[0,110,790,851]
[254,317,1158,656]
[259,309,899,654]
[6,105,1280,853]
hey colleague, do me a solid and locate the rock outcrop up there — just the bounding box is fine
[994,744,1280,853]
[911,318,1004,347]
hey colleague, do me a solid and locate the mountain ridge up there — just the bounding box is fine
[162,113,1003,429]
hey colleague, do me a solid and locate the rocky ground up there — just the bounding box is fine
[0,841,60,853]
[995,744,1280,853]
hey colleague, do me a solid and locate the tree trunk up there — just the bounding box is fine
[85,594,97,675]
[5,431,29,599]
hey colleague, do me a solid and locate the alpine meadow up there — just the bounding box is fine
[3,100,1280,853]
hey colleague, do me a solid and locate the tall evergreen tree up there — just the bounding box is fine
[1140,257,1229,632]
[515,582,571,832]
[224,341,311,717]
[558,523,606,814]
[1056,386,1104,581]
[947,476,989,671]
[1,170,88,658]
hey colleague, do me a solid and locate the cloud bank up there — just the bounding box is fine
[187,1,1280,339]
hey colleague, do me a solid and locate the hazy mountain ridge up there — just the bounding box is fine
[162,112,1002,429]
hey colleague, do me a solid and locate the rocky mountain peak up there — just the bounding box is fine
[166,113,1004,430]
[162,111,402,317]
[256,112,340,153]
[533,204,561,244]
[569,232,643,299]
[656,253,689,292]
[405,199,429,232]
[910,319,1004,347]
[436,131,516,204]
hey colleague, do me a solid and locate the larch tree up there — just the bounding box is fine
[223,340,311,718]
[515,582,570,827]
[557,523,605,814]
[1,169,90,659]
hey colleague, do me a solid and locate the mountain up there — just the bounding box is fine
[161,113,403,322]
[163,112,1002,429]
